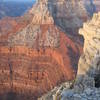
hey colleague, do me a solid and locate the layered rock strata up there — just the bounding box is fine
[0,0,82,99]
[29,0,88,44]
[38,12,100,100]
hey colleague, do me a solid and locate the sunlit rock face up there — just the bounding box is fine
[77,12,100,76]
[0,0,82,99]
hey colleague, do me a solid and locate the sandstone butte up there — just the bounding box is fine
[0,0,87,100]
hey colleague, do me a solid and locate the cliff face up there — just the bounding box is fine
[29,0,89,44]
[46,0,88,37]
[0,0,82,99]
[38,12,100,100]
[0,14,33,43]
[0,0,90,44]
[50,0,88,31]
[77,12,100,76]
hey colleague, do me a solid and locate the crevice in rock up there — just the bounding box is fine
[94,73,100,88]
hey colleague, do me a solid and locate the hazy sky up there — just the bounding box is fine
[3,0,36,2]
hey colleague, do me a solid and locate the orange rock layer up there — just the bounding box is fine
[0,21,82,99]
[0,1,83,98]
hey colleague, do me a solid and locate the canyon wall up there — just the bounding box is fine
[29,0,89,44]
[0,0,82,99]
[1,0,100,100]
[38,12,100,100]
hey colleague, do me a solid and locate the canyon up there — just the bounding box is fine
[39,12,100,100]
[0,0,83,99]
[0,0,100,100]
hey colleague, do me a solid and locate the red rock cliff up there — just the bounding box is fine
[0,0,82,99]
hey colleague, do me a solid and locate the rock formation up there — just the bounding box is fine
[29,0,89,44]
[0,0,90,45]
[38,76,99,100]
[0,0,82,99]
[38,12,100,100]
[47,0,89,40]
[77,12,100,76]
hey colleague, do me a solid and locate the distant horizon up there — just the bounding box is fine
[3,0,36,2]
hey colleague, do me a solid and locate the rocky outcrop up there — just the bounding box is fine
[0,0,90,44]
[77,12,100,76]
[38,12,100,100]
[48,0,88,37]
[0,0,82,99]
[29,0,89,44]
[38,76,100,100]
[60,11,100,100]
[0,14,33,43]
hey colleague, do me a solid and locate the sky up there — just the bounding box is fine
[3,0,36,2]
